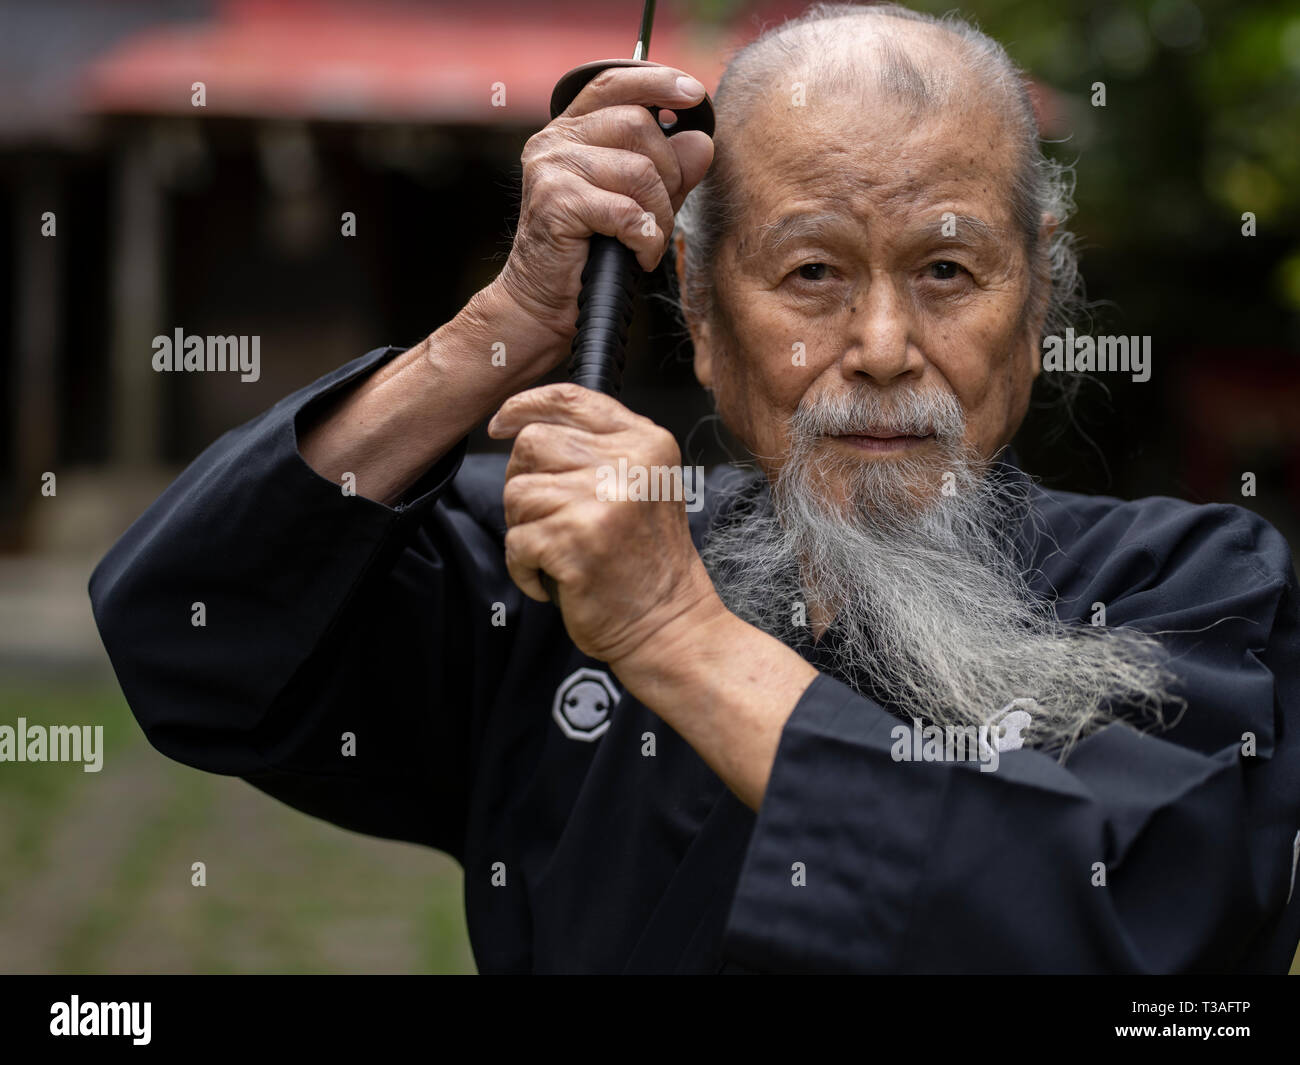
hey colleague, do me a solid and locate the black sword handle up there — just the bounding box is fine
[570,234,639,397]
[548,58,715,401]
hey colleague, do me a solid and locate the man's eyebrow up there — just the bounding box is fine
[739,210,1010,260]
[925,213,1005,247]
[741,212,852,260]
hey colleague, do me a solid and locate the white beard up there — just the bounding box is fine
[701,385,1181,754]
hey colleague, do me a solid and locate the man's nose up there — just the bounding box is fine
[838,279,924,385]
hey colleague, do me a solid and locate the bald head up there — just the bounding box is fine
[718,5,1020,125]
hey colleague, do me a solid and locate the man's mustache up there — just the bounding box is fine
[790,387,967,444]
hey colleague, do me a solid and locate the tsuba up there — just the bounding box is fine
[549,58,716,136]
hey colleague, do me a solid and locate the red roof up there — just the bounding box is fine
[82,0,735,123]
[79,0,1064,135]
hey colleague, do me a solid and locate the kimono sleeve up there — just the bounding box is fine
[89,346,520,859]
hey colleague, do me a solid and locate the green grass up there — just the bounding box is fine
[0,673,474,974]
[0,680,131,884]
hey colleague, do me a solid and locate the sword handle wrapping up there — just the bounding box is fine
[569,234,640,398]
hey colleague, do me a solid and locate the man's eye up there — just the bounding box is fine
[795,262,829,281]
[928,261,964,280]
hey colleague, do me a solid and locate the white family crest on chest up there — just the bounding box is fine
[553,667,621,741]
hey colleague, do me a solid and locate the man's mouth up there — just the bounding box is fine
[830,432,935,453]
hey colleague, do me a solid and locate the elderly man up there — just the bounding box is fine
[90,3,1300,973]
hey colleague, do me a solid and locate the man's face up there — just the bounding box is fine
[692,82,1043,507]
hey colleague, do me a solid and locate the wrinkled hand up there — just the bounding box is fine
[494,65,714,371]
[488,383,719,665]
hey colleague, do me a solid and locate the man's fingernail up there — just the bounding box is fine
[676,76,705,99]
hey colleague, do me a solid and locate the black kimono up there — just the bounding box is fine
[89,344,1300,973]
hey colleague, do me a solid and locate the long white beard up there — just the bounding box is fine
[702,386,1181,754]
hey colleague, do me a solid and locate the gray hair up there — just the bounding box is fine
[672,1,1082,396]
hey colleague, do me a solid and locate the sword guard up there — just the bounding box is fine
[550,58,715,135]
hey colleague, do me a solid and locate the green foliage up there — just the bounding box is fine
[908,0,1300,315]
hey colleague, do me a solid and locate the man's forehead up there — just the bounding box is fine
[726,98,1020,239]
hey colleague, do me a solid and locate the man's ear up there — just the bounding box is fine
[1029,211,1060,380]
[673,230,715,391]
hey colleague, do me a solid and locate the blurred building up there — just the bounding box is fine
[1,0,1296,579]
[0,0,770,556]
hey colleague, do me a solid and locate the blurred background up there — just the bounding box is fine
[1,0,1297,974]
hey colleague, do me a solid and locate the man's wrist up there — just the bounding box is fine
[435,278,569,397]
[610,581,820,810]
[609,579,735,713]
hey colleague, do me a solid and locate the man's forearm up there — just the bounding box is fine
[299,281,564,506]
[611,598,820,811]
